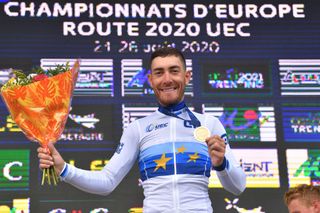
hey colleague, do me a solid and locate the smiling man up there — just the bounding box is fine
[148,48,191,107]
[38,47,246,213]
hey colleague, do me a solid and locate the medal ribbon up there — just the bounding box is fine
[158,101,201,128]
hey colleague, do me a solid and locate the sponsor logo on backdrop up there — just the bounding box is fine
[48,208,109,213]
[60,105,115,144]
[61,121,103,141]
[201,60,272,96]
[122,59,193,96]
[279,59,320,96]
[128,207,143,213]
[203,104,276,142]
[209,149,279,188]
[0,198,30,213]
[0,150,29,190]
[0,68,14,84]
[287,149,320,186]
[126,67,153,95]
[41,58,114,96]
[282,105,320,142]
[122,104,194,130]
[225,198,265,213]
[208,68,265,89]
[69,112,100,129]
[66,159,109,171]
[240,159,273,177]
[122,104,157,129]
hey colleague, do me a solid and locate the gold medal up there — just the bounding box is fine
[194,126,210,142]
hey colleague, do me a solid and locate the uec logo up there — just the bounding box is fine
[146,122,168,132]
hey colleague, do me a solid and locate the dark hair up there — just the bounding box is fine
[150,47,186,70]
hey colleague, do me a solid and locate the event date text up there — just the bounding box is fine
[93,40,220,53]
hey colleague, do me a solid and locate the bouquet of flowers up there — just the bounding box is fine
[0,60,80,185]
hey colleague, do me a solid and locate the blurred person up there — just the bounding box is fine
[284,184,320,213]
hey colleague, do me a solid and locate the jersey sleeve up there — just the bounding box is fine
[207,115,246,195]
[60,120,141,195]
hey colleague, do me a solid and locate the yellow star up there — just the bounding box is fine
[153,153,172,172]
[187,152,200,163]
[177,145,186,154]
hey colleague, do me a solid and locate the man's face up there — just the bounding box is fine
[148,55,191,106]
[288,199,319,213]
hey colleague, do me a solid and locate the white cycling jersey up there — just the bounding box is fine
[60,102,246,213]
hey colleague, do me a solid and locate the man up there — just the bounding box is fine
[284,184,320,213]
[38,47,246,212]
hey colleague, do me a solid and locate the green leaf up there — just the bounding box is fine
[31,66,45,74]
[13,69,27,79]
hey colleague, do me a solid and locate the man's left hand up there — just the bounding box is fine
[206,135,226,167]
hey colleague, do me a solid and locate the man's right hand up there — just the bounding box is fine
[37,142,65,176]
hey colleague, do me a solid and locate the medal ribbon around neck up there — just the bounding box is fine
[158,101,211,142]
[158,101,201,128]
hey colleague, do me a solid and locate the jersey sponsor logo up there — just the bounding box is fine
[145,122,168,132]
[183,120,197,128]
